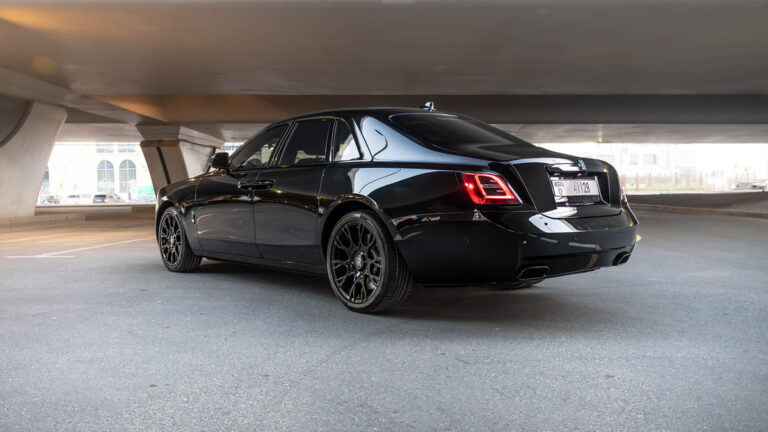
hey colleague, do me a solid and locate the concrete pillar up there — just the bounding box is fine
[137,125,223,193]
[0,98,67,218]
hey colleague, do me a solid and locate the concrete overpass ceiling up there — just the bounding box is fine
[0,0,767,96]
[3,1,768,143]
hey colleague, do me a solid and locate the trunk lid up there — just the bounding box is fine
[492,157,623,218]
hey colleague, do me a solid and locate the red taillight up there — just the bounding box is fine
[461,172,520,205]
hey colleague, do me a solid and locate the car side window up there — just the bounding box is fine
[277,119,333,166]
[332,120,362,161]
[232,124,288,170]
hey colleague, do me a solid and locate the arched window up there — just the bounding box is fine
[119,160,137,194]
[96,160,115,193]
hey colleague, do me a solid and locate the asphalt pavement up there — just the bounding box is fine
[1,210,766,431]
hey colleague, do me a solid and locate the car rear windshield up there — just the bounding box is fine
[389,113,530,148]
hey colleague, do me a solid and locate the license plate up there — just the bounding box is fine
[550,178,600,198]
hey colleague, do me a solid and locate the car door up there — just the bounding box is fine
[194,124,288,257]
[252,118,334,265]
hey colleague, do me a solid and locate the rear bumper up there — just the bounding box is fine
[391,207,638,284]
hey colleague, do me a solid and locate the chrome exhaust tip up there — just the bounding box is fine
[613,252,631,266]
[516,265,549,280]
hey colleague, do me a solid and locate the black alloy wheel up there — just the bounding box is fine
[327,211,413,313]
[158,206,201,272]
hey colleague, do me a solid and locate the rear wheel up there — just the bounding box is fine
[326,211,413,313]
[158,206,201,272]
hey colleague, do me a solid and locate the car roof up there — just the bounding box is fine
[279,107,443,123]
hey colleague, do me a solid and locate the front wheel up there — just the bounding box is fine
[326,211,413,313]
[157,206,201,272]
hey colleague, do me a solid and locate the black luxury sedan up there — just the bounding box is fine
[155,105,638,313]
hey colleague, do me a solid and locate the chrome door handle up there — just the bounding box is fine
[237,179,272,190]
[252,179,274,189]
[237,181,258,190]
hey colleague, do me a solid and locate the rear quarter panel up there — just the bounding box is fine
[319,163,473,238]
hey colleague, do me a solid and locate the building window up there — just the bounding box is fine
[97,160,115,193]
[41,166,50,195]
[597,154,614,164]
[118,143,136,153]
[119,160,137,194]
[96,143,114,153]
[222,142,242,154]
[629,154,638,166]
[643,154,657,165]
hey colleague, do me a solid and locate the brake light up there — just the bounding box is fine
[461,173,520,205]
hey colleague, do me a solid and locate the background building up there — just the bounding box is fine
[42,142,154,203]
[539,143,768,193]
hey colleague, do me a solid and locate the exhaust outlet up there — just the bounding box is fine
[613,252,631,266]
[517,265,549,280]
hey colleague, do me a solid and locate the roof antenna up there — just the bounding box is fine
[420,101,436,112]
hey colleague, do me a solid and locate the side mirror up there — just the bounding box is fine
[211,152,230,170]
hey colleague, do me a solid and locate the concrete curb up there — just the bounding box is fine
[631,204,768,219]
[0,213,86,229]
[36,204,154,210]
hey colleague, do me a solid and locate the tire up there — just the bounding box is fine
[157,206,201,272]
[326,210,414,313]
[498,279,543,291]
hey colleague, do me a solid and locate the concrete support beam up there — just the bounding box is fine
[97,94,768,125]
[0,101,67,218]
[495,124,768,144]
[0,66,158,125]
[56,123,143,143]
[137,125,222,193]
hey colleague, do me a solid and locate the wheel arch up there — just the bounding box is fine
[155,198,178,231]
[320,196,393,257]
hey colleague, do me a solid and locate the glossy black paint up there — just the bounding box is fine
[157,107,638,284]
[194,170,260,257]
[252,165,325,264]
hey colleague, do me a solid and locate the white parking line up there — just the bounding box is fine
[5,256,76,258]
[0,232,76,245]
[5,237,152,258]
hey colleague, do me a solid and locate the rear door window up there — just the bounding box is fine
[277,119,333,166]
